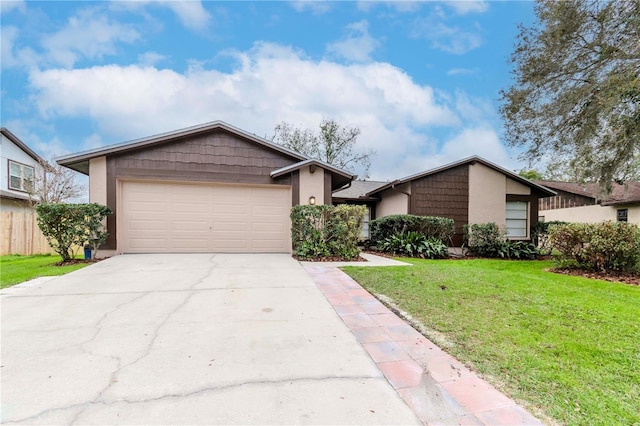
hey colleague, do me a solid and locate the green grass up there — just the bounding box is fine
[0,254,90,289]
[343,259,640,426]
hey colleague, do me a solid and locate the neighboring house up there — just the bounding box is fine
[0,128,47,213]
[333,156,556,246]
[57,121,355,256]
[537,180,640,225]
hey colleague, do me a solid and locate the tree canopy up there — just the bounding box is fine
[272,118,373,178]
[500,0,640,191]
[28,159,86,205]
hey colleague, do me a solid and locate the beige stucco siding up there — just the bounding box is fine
[506,178,531,195]
[299,166,325,205]
[540,204,640,225]
[89,156,107,205]
[468,163,506,226]
[376,183,410,217]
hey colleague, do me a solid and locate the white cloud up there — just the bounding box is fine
[446,1,489,15]
[326,20,381,63]
[447,67,480,76]
[42,8,139,67]
[357,1,422,13]
[1,26,40,69]
[138,51,166,67]
[159,1,211,31]
[27,42,511,179]
[290,1,332,15]
[0,0,26,14]
[411,18,483,54]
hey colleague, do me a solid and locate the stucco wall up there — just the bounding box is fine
[468,163,506,226]
[506,178,531,195]
[376,183,410,217]
[89,156,107,205]
[299,166,326,205]
[540,204,640,225]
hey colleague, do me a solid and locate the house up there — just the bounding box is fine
[0,128,47,212]
[537,180,640,225]
[56,121,355,256]
[333,156,556,245]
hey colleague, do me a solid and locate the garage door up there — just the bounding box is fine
[120,181,291,253]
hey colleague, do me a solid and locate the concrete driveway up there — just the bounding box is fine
[1,254,419,425]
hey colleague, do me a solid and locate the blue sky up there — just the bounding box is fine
[1,0,536,180]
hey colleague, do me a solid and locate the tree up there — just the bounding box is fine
[518,169,544,181]
[35,203,112,262]
[272,118,374,177]
[29,159,86,205]
[500,0,640,192]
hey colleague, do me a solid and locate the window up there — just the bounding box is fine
[8,160,34,192]
[361,206,371,238]
[506,201,528,238]
[617,209,628,222]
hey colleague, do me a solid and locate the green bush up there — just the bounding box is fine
[36,203,112,262]
[549,221,640,273]
[290,204,366,260]
[370,214,454,245]
[532,220,569,255]
[379,231,449,259]
[464,222,539,260]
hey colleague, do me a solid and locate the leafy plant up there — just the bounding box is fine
[465,223,539,260]
[35,203,112,262]
[370,214,454,245]
[379,231,448,259]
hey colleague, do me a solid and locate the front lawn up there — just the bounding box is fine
[0,254,91,289]
[343,259,640,425]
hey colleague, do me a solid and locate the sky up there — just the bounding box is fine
[1,0,537,181]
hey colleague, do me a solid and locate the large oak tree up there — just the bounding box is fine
[500,0,640,191]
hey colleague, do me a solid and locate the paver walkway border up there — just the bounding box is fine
[303,264,542,426]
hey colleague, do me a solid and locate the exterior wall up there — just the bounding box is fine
[299,166,325,205]
[539,189,596,210]
[0,134,44,201]
[539,204,640,225]
[376,183,410,217]
[506,178,531,195]
[411,165,469,245]
[89,156,107,205]
[468,162,505,226]
[103,129,299,250]
[0,198,31,213]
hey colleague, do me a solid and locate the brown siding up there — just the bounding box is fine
[539,190,596,211]
[410,165,469,246]
[103,129,299,250]
[507,194,539,240]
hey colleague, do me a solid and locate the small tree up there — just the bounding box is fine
[28,159,86,205]
[35,203,112,262]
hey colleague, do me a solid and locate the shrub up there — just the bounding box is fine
[549,221,640,273]
[464,222,539,260]
[532,220,569,255]
[370,214,454,245]
[36,203,112,262]
[379,231,448,259]
[290,204,366,260]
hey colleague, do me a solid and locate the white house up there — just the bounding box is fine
[0,128,47,213]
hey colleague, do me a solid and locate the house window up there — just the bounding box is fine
[617,209,628,222]
[8,161,34,192]
[361,206,371,238]
[506,201,528,238]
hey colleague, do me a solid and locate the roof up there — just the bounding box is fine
[537,180,640,206]
[271,159,356,190]
[56,120,308,175]
[366,156,556,197]
[332,180,389,200]
[1,128,47,165]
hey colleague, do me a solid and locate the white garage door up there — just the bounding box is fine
[120,181,291,253]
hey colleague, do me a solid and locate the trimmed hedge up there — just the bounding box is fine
[549,221,640,273]
[290,204,367,260]
[464,222,539,260]
[370,214,454,245]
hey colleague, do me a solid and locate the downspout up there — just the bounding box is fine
[390,182,411,214]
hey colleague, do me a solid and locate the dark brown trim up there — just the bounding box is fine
[291,171,300,206]
[104,159,117,250]
[324,171,332,205]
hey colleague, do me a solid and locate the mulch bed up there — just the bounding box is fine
[55,259,102,267]
[293,255,368,262]
[550,268,640,286]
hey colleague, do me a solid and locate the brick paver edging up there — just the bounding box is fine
[304,265,542,426]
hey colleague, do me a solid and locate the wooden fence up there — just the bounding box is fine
[1,211,55,255]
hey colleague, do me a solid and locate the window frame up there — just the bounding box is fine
[8,160,35,193]
[617,209,628,222]
[505,200,529,239]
